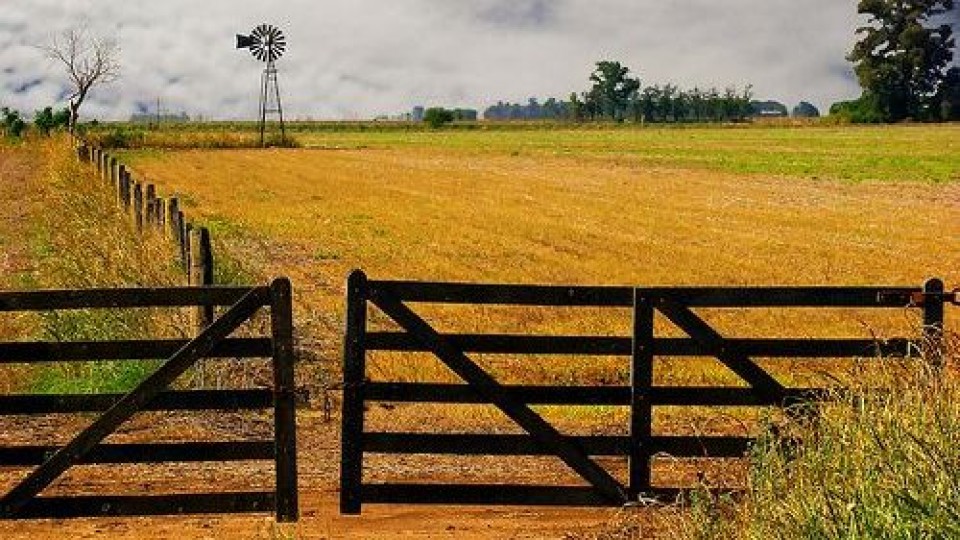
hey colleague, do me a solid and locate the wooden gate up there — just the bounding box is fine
[340,270,951,513]
[0,279,297,521]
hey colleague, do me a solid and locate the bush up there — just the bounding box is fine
[423,107,455,128]
[2,107,27,138]
[34,106,70,136]
[829,95,886,124]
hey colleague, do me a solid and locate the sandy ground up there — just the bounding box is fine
[0,410,682,539]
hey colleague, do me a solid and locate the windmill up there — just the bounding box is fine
[236,24,287,146]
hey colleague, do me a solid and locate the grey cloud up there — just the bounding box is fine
[13,78,42,94]
[475,0,562,29]
[4,0,949,120]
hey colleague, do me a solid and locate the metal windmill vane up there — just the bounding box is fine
[236,24,287,146]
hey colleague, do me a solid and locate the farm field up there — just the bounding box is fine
[1,124,957,538]
[118,124,960,515]
[120,124,960,367]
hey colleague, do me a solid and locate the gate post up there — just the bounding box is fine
[340,270,368,514]
[270,278,299,522]
[629,289,655,499]
[922,278,945,368]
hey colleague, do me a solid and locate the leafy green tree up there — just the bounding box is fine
[588,61,641,121]
[689,87,705,122]
[2,107,27,138]
[938,66,960,119]
[658,84,677,122]
[829,95,886,123]
[34,106,71,136]
[639,86,659,122]
[848,0,956,121]
[423,107,455,128]
[568,92,583,121]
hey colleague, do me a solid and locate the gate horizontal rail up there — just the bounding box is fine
[341,271,949,512]
[0,279,297,522]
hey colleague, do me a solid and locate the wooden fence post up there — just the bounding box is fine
[156,198,166,230]
[922,278,945,368]
[133,183,144,232]
[168,198,180,239]
[108,157,117,186]
[121,170,132,211]
[179,215,190,272]
[145,185,156,227]
[77,144,88,162]
[270,277,299,522]
[629,289,654,499]
[340,270,368,515]
[189,227,215,331]
[115,165,126,207]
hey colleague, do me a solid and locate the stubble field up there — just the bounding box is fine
[120,124,960,374]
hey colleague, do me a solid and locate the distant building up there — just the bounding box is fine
[749,100,789,117]
[792,101,821,118]
[411,106,425,122]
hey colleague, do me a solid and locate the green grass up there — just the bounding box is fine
[24,137,186,394]
[290,124,960,183]
[105,122,960,183]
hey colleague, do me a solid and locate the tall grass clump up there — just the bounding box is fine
[86,125,300,149]
[28,137,185,393]
[672,336,960,539]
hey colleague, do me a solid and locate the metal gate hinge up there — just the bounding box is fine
[878,289,958,307]
[910,290,958,307]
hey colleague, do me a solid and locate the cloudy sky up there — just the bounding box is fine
[1,1,957,120]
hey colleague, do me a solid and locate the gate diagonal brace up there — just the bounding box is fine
[369,290,629,505]
[653,297,786,402]
[0,288,269,518]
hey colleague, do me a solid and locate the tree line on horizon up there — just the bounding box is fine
[478,0,959,125]
[482,80,822,123]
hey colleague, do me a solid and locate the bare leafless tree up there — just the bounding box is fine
[42,27,120,132]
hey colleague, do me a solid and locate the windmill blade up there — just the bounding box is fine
[241,23,286,62]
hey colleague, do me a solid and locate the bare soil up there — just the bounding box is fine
[0,410,687,539]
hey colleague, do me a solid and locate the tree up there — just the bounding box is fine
[42,27,120,132]
[568,92,583,121]
[939,67,960,119]
[588,61,641,121]
[847,0,956,121]
[34,106,71,135]
[423,107,454,128]
[1,107,27,139]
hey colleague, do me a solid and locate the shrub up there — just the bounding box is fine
[829,95,886,124]
[423,107,455,128]
[34,106,70,136]
[2,107,27,138]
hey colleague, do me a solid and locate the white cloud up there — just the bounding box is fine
[1,0,952,120]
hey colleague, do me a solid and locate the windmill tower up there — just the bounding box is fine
[236,24,287,146]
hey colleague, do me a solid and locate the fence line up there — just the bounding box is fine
[76,143,215,331]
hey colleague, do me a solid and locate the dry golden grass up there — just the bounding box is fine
[120,127,960,391]
[0,142,48,392]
